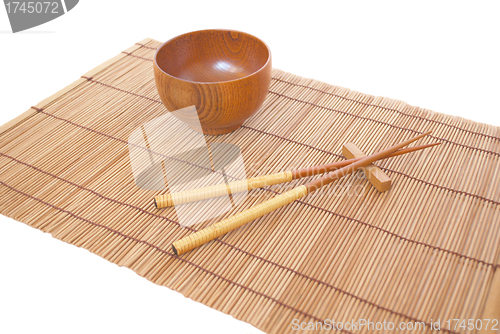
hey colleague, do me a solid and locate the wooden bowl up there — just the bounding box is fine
[154,29,272,135]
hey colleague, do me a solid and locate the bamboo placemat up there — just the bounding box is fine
[1,38,499,334]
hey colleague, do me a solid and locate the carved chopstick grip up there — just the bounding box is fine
[154,171,293,208]
[172,185,308,255]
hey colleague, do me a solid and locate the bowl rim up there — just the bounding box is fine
[154,29,272,85]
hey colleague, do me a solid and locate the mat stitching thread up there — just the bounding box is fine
[0,156,466,333]
[2,148,492,269]
[271,77,499,141]
[18,109,500,264]
[69,78,500,207]
[135,43,157,49]
[242,125,500,206]
[122,51,500,157]
[32,103,215,175]
[28,103,500,265]
[267,90,500,158]
[134,43,500,143]
[122,51,154,62]
[0,179,342,332]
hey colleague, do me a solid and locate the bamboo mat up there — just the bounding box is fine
[1,38,500,334]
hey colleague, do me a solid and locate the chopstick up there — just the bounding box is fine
[154,142,440,209]
[172,131,434,255]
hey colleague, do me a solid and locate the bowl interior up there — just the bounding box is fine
[155,30,270,83]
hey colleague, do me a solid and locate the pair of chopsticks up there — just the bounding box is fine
[161,132,437,255]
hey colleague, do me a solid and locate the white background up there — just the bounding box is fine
[0,1,499,333]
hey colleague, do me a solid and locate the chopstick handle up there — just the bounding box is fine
[155,171,293,208]
[172,185,308,255]
[156,143,440,208]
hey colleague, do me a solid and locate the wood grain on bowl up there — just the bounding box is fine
[154,29,272,135]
